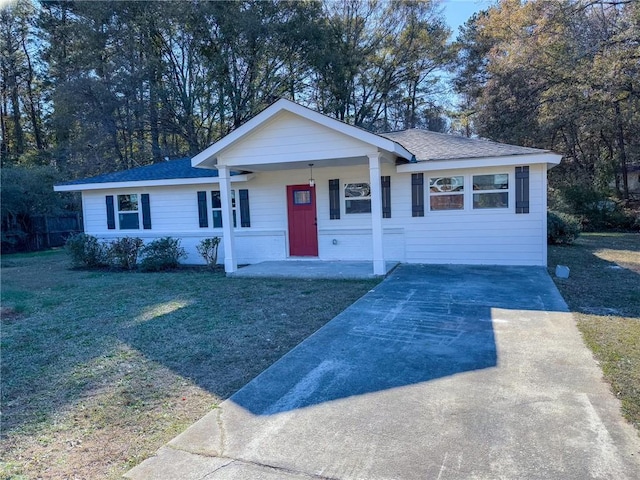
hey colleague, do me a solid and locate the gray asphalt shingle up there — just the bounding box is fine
[380,129,547,161]
[59,129,549,187]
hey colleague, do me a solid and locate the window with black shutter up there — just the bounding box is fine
[141,194,151,229]
[411,173,424,217]
[197,191,208,227]
[329,179,340,219]
[515,166,530,214]
[106,195,116,229]
[381,176,391,218]
[239,189,251,227]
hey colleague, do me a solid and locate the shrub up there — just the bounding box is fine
[196,237,221,269]
[65,233,107,268]
[552,185,637,231]
[547,211,581,245]
[107,237,143,270]
[139,237,186,271]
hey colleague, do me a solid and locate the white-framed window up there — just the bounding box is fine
[344,182,371,214]
[117,194,139,229]
[473,173,509,209]
[211,190,236,228]
[429,176,464,211]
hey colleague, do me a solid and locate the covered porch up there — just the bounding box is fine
[191,99,413,276]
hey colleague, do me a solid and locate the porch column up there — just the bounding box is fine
[218,165,237,273]
[368,152,385,275]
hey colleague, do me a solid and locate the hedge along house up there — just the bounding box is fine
[55,99,562,275]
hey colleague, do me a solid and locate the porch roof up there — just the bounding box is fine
[191,99,414,170]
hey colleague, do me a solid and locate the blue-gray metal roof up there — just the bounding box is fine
[57,158,226,186]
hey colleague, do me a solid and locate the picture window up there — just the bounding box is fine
[344,182,371,214]
[429,176,464,211]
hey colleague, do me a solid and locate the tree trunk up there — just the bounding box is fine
[0,86,9,164]
[614,101,629,200]
[149,73,161,161]
[9,78,24,156]
[21,36,44,151]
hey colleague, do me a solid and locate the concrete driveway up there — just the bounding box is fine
[126,265,640,480]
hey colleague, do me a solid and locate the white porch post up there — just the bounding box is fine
[218,165,237,273]
[368,152,385,275]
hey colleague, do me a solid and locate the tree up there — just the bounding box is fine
[1,1,46,165]
[309,0,452,131]
[453,0,640,199]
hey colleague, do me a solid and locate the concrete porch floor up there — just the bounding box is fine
[228,260,399,279]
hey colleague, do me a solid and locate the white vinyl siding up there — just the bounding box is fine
[401,165,546,265]
[219,111,373,167]
[79,163,548,267]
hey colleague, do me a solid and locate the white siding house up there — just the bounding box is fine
[55,99,562,274]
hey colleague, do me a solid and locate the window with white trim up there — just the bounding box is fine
[118,194,139,229]
[211,190,236,228]
[344,182,371,214]
[473,174,509,209]
[429,176,464,210]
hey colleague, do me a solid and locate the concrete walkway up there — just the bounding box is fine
[126,265,640,480]
[229,260,399,279]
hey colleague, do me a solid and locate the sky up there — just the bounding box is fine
[437,0,496,108]
[442,0,496,37]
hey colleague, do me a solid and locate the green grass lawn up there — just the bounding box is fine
[2,234,638,478]
[0,250,379,479]
[548,233,640,431]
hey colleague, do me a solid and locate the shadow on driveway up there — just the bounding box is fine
[231,264,566,415]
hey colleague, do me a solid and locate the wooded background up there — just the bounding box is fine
[1,0,638,248]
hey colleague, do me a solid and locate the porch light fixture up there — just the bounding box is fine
[308,163,315,187]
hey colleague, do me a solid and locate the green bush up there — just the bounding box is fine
[552,185,637,231]
[196,237,221,269]
[139,237,186,271]
[547,211,581,245]
[65,233,107,268]
[107,237,143,270]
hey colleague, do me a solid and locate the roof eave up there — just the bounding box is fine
[396,153,562,173]
[54,173,253,192]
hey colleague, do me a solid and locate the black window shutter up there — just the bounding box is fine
[197,191,208,227]
[515,166,530,214]
[239,189,251,227]
[411,173,424,217]
[106,195,116,229]
[381,176,391,218]
[329,179,340,219]
[141,194,152,229]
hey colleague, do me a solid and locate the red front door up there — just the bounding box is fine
[287,184,318,256]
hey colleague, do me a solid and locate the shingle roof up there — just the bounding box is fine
[57,158,224,186]
[59,129,551,188]
[379,129,548,162]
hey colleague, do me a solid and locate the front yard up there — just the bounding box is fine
[0,251,378,479]
[548,233,640,431]
[2,233,638,479]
